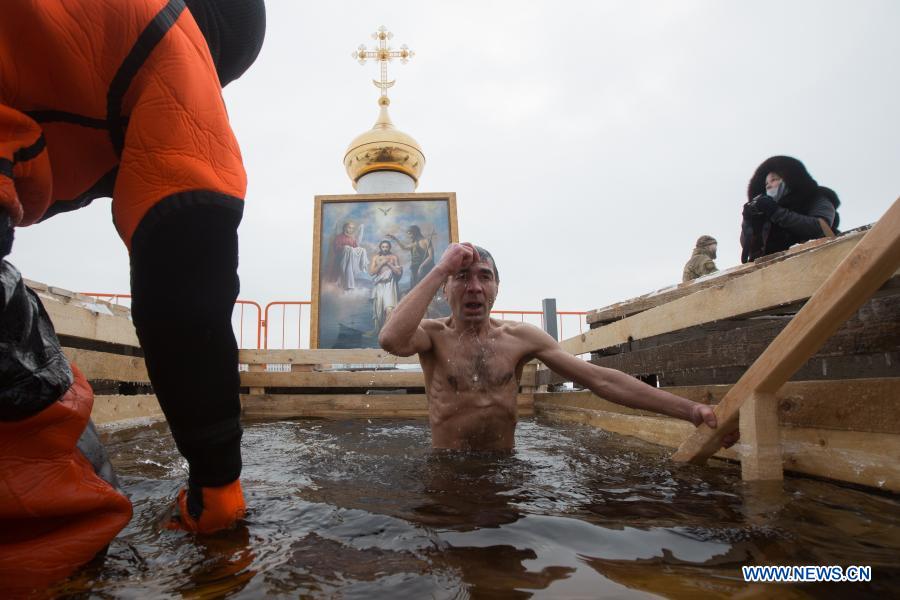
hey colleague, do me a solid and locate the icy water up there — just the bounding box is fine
[47,417,900,598]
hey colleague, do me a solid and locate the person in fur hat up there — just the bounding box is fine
[683,235,719,282]
[741,156,841,263]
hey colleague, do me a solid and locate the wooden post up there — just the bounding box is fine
[741,480,786,524]
[520,362,537,393]
[739,392,782,480]
[248,363,265,396]
[673,196,900,465]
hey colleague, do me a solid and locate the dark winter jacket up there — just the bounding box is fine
[741,156,841,263]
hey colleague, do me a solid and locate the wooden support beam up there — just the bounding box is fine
[739,392,782,481]
[240,369,425,388]
[575,292,900,387]
[91,394,162,425]
[242,393,428,418]
[41,294,140,347]
[241,393,535,419]
[239,349,419,365]
[536,399,900,492]
[563,231,900,357]
[520,363,538,393]
[247,363,265,396]
[585,229,869,325]
[535,378,900,434]
[674,197,900,464]
[239,367,537,388]
[62,347,149,383]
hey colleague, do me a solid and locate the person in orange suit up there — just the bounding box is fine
[1,0,265,586]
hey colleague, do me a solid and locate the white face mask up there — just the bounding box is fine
[766,181,786,201]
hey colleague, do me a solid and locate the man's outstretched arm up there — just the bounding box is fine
[379,242,479,356]
[525,326,739,448]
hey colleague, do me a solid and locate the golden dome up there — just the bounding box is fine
[343,99,425,189]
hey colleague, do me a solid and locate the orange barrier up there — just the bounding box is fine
[491,309,543,322]
[491,309,588,340]
[558,311,588,337]
[81,292,131,305]
[262,301,312,349]
[77,295,587,350]
[81,294,263,349]
[234,300,263,350]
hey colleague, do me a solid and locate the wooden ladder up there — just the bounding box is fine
[673,197,900,479]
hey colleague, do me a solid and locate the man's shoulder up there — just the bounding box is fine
[421,317,451,332]
[491,319,545,342]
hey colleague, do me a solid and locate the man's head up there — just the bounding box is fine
[695,235,717,259]
[342,221,356,236]
[443,245,500,324]
[407,225,423,241]
[378,240,392,255]
[747,155,817,203]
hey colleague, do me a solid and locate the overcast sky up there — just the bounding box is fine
[11,0,900,320]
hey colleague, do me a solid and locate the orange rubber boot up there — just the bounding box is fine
[165,479,246,534]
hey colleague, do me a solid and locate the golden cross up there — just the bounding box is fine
[352,26,414,106]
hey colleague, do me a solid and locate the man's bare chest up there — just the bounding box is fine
[432,338,522,392]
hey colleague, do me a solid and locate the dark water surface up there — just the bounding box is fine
[48,417,900,598]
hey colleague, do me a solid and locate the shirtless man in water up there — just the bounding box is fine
[379,242,740,451]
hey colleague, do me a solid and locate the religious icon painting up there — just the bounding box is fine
[311,193,458,348]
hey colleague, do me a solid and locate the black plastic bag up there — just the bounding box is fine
[0,259,73,420]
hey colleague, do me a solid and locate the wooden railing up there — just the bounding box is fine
[24,286,538,426]
[237,349,536,419]
[535,210,900,493]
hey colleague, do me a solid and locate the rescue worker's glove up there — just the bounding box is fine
[751,195,778,217]
[165,479,246,534]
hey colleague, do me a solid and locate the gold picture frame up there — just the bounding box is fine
[311,192,459,348]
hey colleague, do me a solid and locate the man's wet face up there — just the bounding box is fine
[445,259,498,322]
[379,242,391,255]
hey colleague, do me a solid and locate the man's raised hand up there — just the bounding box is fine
[437,243,481,277]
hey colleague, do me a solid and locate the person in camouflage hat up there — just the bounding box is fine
[682,235,719,282]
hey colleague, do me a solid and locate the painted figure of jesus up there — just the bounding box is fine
[369,240,403,333]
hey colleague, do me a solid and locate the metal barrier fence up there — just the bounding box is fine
[235,301,264,350]
[81,292,131,306]
[262,301,313,349]
[82,293,264,350]
[81,294,586,350]
[489,309,587,339]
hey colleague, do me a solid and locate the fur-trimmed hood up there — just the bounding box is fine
[747,155,841,217]
[747,156,818,202]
